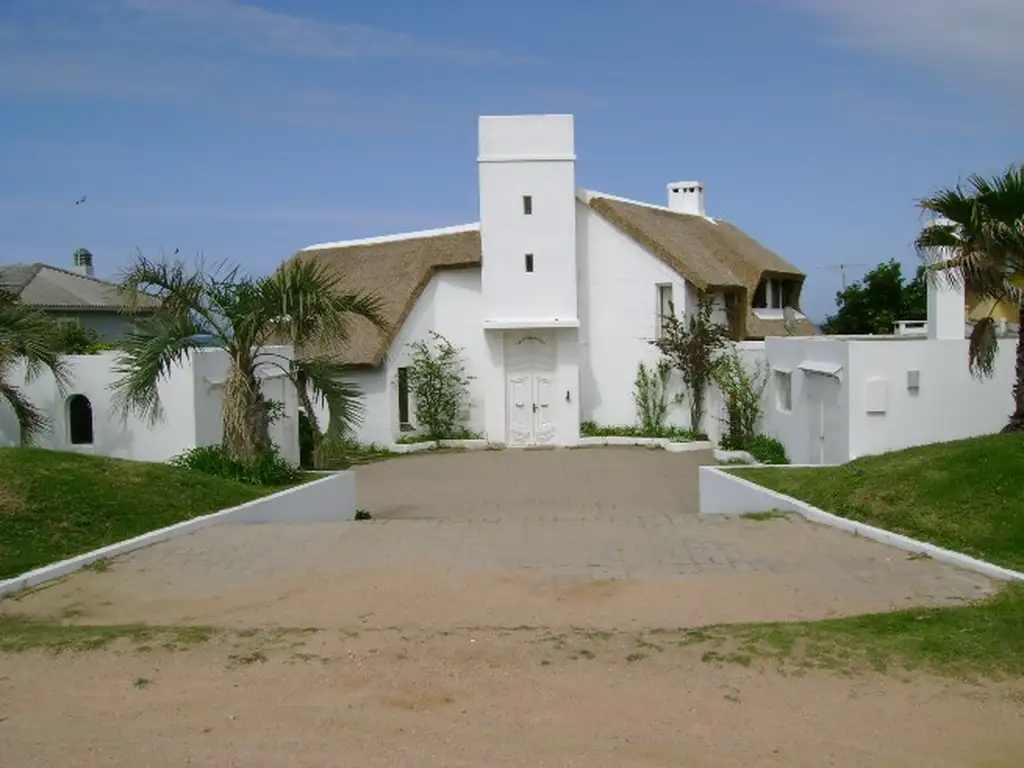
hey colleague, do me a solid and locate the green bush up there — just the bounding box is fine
[53,320,105,355]
[747,434,789,465]
[169,445,300,486]
[579,420,704,441]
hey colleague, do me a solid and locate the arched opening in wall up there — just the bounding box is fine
[67,394,94,445]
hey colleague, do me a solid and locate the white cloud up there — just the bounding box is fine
[0,0,524,118]
[783,0,1024,86]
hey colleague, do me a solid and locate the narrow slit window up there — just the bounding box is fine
[656,284,673,338]
[397,367,410,427]
[525,253,534,273]
[523,195,533,215]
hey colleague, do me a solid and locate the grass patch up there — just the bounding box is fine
[0,448,296,579]
[316,439,396,468]
[706,583,1024,678]
[395,428,481,445]
[740,510,791,522]
[580,421,704,441]
[0,613,218,653]
[730,433,1024,571]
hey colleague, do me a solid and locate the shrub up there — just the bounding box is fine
[633,359,673,435]
[53,320,104,355]
[406,331,473,443]
[747,434,789,465]
[169,444,300,486]
[649,294,730,433]
[713,348,768,451]
[580,421,702,441]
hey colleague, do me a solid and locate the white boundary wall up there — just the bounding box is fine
[0,471,355,598]
[699,466,1024,583]
[0,346,300,465]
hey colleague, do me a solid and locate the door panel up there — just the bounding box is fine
[507,374,534,447]
[533,374,556,445]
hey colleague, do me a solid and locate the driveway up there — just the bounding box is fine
[3,447,993,630]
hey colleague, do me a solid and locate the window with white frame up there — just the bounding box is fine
[774,369,793,412]
[656,284,673,337]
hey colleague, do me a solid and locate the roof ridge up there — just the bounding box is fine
[577,188,718,223]
[38,262,121,287]
[301,223,480,252]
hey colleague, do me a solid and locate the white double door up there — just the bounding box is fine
[505,334,557,447]
[507,372,556,446]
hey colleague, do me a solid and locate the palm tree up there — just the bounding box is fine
[0,288,71,443]
[916,164,1024,432]
[112,255,386,463]
[262,258,387,467]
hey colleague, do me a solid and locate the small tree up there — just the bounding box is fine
[650,294,729,434]
[406,331,472,443]
[712,348,768,450]
[633,359,672,436]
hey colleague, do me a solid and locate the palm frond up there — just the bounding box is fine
[118,253,234,341]
[289,356,365,440]
[0,289,71,395]
[0,376,49,444]
[262,259,389,349]
[967,317,999,379]
[110,311,205,425]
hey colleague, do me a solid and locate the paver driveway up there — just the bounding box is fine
[4,447,992,630]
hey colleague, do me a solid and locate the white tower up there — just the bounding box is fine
[478,115,579,326]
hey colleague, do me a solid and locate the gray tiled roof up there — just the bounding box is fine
[0,262,161,311]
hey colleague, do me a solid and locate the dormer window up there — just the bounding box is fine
[753,278,797,310]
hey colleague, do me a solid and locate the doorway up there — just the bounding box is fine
[505,333,557,447]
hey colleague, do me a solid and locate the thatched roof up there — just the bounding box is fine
[584,193,815,339]
[294,194,816,366]
[294,226,482,366]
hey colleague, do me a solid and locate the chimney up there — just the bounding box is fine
[926,268,965,340]
[72,248,94,278]
[921,218,966,340]
[667,181,705,217]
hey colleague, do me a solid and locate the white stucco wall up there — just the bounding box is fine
[478,115,578,326]
[576,200,689,429]
[328,268,488,447]
[846,338,1016,459]
[760,338,851,465]
[0,347,300,464]
[757,336,1017,465]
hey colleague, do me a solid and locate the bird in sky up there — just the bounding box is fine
[75,195,86,205]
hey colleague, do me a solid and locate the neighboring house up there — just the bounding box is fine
[293,114,817,448]
[0,251,160,341]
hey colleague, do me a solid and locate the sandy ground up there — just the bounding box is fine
[1,450,1020,765]
[2,629,1023,767]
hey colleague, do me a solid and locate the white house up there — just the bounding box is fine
[0,251,161,342]
[295,114,816,448]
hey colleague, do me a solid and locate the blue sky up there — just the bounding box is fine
[1,0,1021,321]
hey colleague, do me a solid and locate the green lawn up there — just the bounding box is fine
[731,433,1024,572]
[0,448,290,579]
[685,582,1024,679]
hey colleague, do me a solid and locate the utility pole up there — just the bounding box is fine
[815,262,869,290]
